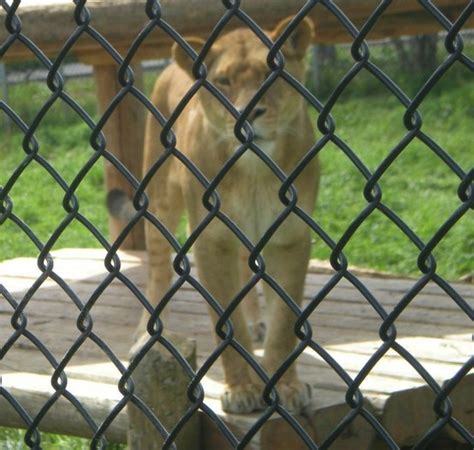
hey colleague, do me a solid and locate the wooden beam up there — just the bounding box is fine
[92,62,146,249]
[0,372,128,443]
[0,0,471,62]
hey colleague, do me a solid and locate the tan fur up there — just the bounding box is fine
[140,17,320,414]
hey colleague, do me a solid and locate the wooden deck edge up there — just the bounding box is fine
[1,248,471,284]
[379,373,474,446]
[2,371,472,448]
[201,395,379,450]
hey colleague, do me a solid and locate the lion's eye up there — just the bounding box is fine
[214,76,231,87]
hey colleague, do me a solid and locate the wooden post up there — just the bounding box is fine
[260,414,317,450]
[127,332,201,450]
[92,61,146,250]
[377,374,474,447]
[201,397,377,450]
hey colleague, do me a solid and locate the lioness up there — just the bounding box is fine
[110,17,320,414]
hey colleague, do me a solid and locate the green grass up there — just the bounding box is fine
[309,67,473,278]
[1,78,108,261]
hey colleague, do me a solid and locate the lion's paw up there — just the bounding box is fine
[277,381,312,414]
[221,384,265,414]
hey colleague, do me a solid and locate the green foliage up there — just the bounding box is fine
[309,38,473,101]
[0,427,125,450]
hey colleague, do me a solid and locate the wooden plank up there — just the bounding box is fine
[3,283,470,332]
[1,255,470,329]
[0,255,142,282]
[2,291,471,370]
[0,0,471,63]
[2,284,471,365]
[2,248,471,301]
[0,347,117,379]
[2,307,470,370]
[1,283,470,344]
[304,272,474,299]
[4,369,470,449]
[3,316,463,406]
[1,281,471,348]
[316,338,472,366]
[7,247,470,297]
[0,372,128,443]
[42,248,145,262]
[3,284,470,360]
[3,320,465,401]
[45,246,471,296]
[2,271,470,321]
[1,250,472,449]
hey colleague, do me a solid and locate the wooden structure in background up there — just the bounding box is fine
[0,1,471,61]
[0,249,472,449]
[0,0,472,248]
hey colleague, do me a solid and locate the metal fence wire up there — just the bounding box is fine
[0,0,473,449]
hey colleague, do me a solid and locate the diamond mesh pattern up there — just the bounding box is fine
[0,1,472,449]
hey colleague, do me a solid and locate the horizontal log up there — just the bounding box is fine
[0,0,471,62]
[3,370,471,448]
[0,372,128,443]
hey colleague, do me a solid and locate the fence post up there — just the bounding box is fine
[90,60,146,250]
[127,331,201,449]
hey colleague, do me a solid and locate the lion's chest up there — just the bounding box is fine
[222,149,290,243]
[181,115,309,246]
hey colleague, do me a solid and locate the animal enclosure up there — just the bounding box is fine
[0,1,473,450]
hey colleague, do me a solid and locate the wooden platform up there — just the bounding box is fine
[0,249,472,449]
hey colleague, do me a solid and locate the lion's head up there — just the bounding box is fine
[172,17,314,146]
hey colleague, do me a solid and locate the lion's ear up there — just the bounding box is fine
[172,37,207,73]
[271,16,314,59]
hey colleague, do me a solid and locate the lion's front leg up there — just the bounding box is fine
[193,228,265,414]
[261,229,312,414]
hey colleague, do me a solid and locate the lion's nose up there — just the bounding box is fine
[239,107,267,123]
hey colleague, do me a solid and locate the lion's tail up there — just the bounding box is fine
[106,188,136,222]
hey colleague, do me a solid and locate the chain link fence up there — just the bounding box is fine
[0,0,473,449]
